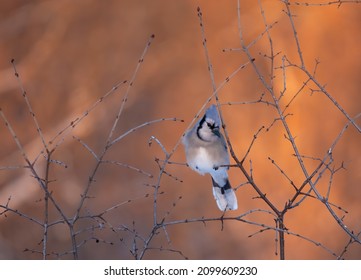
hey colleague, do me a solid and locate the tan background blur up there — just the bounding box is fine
[0,0,360,259]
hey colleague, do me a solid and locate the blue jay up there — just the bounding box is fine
[182,105,238,211]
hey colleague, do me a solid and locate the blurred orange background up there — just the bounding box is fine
[0,0,360,259]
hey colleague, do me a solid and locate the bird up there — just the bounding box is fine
[182,105,238,211]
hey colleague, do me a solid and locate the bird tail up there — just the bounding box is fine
[211,178,238,211]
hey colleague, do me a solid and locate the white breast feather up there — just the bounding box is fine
[188,147,215,175]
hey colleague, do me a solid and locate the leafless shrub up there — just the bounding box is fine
[1,1,360,259]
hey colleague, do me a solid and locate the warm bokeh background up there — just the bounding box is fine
[0,0,360,259]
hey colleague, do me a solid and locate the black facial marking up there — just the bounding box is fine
[198,115,206,128]
[196,115,207,141]
[223,180,231,190]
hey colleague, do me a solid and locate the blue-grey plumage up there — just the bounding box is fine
[182,105,238,211]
